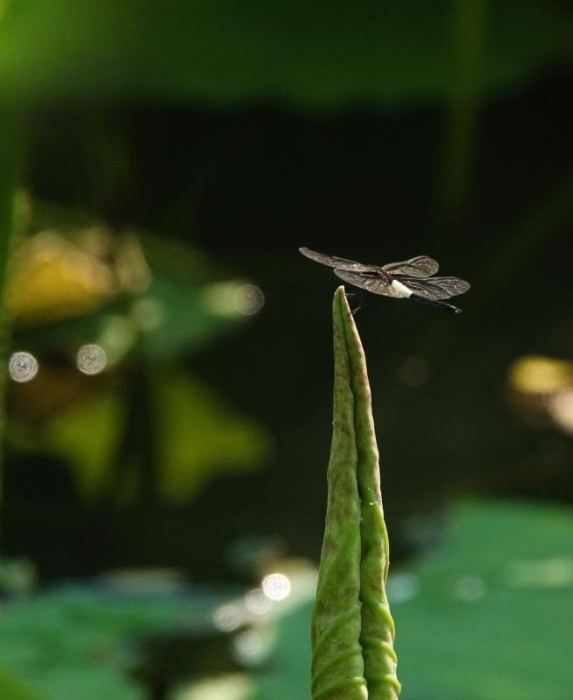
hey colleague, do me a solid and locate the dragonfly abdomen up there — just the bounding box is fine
[390,280,413,298]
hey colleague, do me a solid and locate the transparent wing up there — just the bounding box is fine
[404,276,471,301]
[383,255,439,278]
[299,247,381,273]
[333,269,396,297]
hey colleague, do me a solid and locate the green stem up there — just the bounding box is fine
[439,0,488,214]
[0,108,21,519]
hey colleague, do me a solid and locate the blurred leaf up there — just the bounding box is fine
[135,274,252,360]
[246,595,313,700]
[176,675,252,700]
[0,582,238,700]
[7,231,116,326]
[0,667,46,700]
[9,226,253,361]
[41,389,123,497]
[153,368,271,503]
[0,0,571,108]
[237,500,573,700]
[40,366,270,501]
[394,499,573,700]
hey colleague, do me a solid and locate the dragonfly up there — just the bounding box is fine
[299,247,471,313]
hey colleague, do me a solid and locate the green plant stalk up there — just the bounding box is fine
[0,108,21,513]
[311,287,367,700]
[439,0,487,213]
[311,287,400,699]
[346,297,400,700]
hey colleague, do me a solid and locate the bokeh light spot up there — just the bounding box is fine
[453,574,486,602]
[244,587,273,615]
[233,284,265,316]
[547,390,573,433]
[9,352,39,383]
[509,355,573,394]
[77,344,107,375]
[232,630,264,665]
[387,572,419,604]
[212,603,243,632]
[261,572,291,601]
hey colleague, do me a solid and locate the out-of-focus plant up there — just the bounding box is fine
[0,114,20,472]
[241,498,573,700]
[3,206,270,506]
[0,0,570,109]
[0,112,49,700]
[0,563,318,700]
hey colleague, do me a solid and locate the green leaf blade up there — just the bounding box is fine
[311,287,400,699]
[310,289,367,700]
[338,289,400,700]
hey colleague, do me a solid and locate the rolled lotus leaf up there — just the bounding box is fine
[343,292,400,700]
[311,287,400,700]
[311,288,367,700]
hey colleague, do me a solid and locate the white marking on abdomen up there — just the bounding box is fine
[391,280,413,298]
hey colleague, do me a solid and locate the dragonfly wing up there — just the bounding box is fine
[383,256,439,278]
[333,269,398,296]
[299,247,359,268]
[299,247,382,273]
[404,276,471,300]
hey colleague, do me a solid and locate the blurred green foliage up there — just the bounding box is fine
[251,500,573,700]
[0,667,45,700]
[34,366,271,502]
[0,0,571,108]
[3,225,270,507]
[0,578,235,700]
[3,499,573,699]
[0,566,316,700]
[395,499,573,700]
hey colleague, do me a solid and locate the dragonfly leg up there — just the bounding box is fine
[346,288,366,315]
